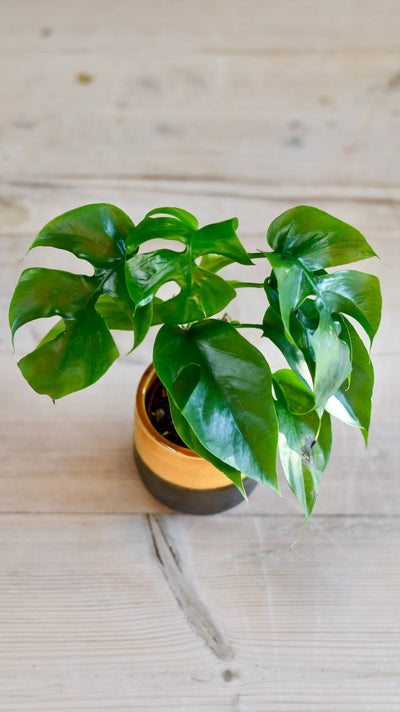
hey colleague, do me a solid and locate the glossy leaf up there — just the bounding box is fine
[275,395,332,520]
[145,206,199,230]
[264,245,380,406]
[17,307,119,400]
[198,254,236,273]
[153,319,279,491]
[9,204,138,397]
[267,205,377,269]
[126,216,192,253]
[168,397,246,494]
[326,318,374,444]
[128,208,250,263]
[311,307,351,408]
[30,203,134,267]
[9,268,95,340]
[274,372,331,519]
[95,295,135,331]
[316,270,382,344]
[125,211,250,325]
[125,249,236,324]
[262,306,311,385]
[191,219,251,263]
[266,252,311,338]
[272,369,315,415]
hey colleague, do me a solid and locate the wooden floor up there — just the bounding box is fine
[1,1,399,709]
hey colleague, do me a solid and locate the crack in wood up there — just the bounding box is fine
[146,513,234,662]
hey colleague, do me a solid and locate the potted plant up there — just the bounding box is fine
[9,203,382,519]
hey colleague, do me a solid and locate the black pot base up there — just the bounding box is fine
[134,447,257,515]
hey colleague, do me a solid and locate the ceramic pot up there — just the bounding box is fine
[133,364,257,514]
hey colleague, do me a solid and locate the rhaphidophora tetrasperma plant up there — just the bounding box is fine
[9,204,382,521]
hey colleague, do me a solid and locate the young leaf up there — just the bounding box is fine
[273,372,331,519]
[311,307,351,408]
[191,219,252,264]
[267,205,377,269]
[275,398,332,521]
[326,317,374,444]
[262,307,311,385]
[316,270,382,344]
[265,252,311,339]
[272,369,315,415]
[153,319,279,491]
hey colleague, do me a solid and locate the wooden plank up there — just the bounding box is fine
[1,49,400,187]
[1,0,400,53]
[0,512,398,710]
[1,0,400,188]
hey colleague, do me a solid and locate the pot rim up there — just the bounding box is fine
[135,363,202,459]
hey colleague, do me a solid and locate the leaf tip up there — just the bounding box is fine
[290,517,307,549]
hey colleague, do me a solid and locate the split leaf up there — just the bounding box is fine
[125,209,251,325]
[9,204,136,397]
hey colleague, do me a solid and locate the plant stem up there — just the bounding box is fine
[229,280,264,289]
[247,251,270,259]
[230,321,264,330]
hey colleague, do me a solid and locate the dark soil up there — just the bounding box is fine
[146,377,188,448]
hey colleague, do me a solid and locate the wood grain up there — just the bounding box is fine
[1,0,399,709]
[0,513,399,711]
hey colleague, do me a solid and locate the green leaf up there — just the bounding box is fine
[125,251,236,325]
[125,210,251,325]
[198,254,236,273]
[145,206,199,230]
[273,369,332,521]
[168,397,246,495]
[126,216,193,253]
[316,270,382,344]
[9,203,138,397]
[265,253,311,338]
[191,219,252,264]
[153,319,279,491]
[272,369,315,415]
[131,303,154,349]
[326,317,374,444]
[9,268,95,339]
[267,205,377,269]
[95,295,135,331]
[30,203,134,267]
[275,396,332,520]
[17,307,119,400]
[262,307,311,385]
[264,245,380,407]
[311,307,352,408]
